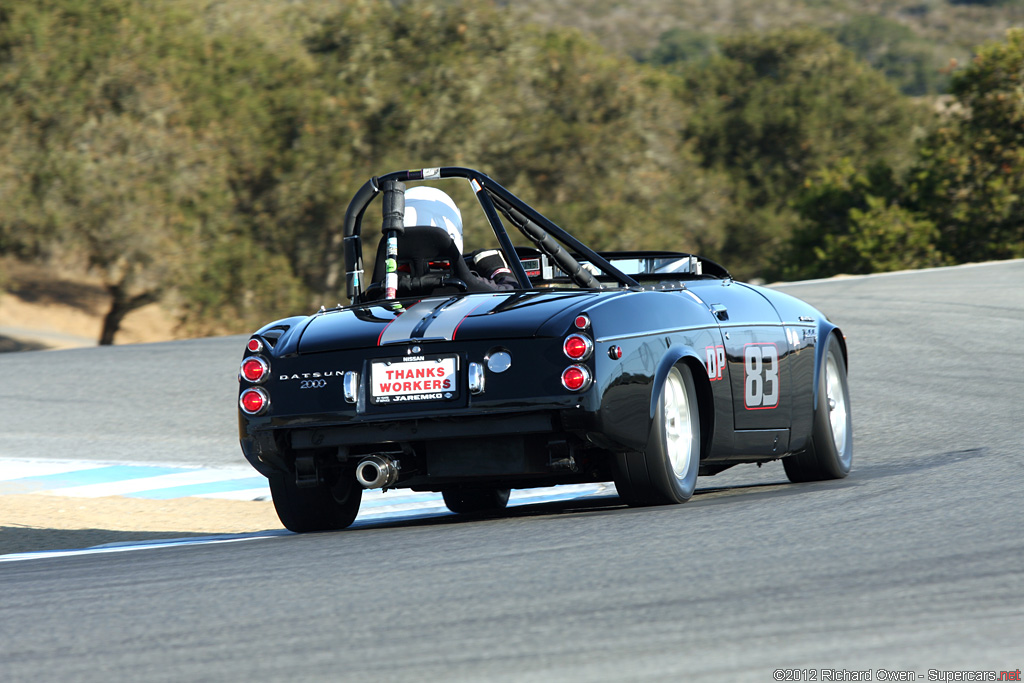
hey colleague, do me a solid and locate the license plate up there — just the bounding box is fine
[370,355,459,404]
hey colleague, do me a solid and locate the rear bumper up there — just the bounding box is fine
[240,405,618,491]
[240,408,606,489]
[286,411,559,449]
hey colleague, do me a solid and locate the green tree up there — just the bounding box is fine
[647,27,718,66]
[271,0,732,289]
[2,0,733,337]
[831,14,948,95]
[45,116,229,344]
[908,28,1024,263]
[786,160,944,279]
[831,199,944,274]
[0,0,203,343]
[677,28,927,277]
[0,0,316,340]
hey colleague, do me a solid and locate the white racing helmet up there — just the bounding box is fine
[403,186,463,253]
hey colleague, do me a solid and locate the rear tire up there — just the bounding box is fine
[442,487,511,514]
[269,471,362,532]
[615,364,700,506]
[784,333,853,482]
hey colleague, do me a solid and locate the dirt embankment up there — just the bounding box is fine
[0,259,181,352]
[1,496,282,556]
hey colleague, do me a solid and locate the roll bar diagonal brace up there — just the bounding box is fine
[341,167,640,302]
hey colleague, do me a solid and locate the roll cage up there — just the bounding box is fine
[341,167,643,303]
[341,167,730,305]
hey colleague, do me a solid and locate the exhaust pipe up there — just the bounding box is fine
[355,455,400,489]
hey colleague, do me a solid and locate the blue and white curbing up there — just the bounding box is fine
[0,457,616,520]
[0,457,617,562]
[0,458,272,501]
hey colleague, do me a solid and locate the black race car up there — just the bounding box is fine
[238,167,852,532]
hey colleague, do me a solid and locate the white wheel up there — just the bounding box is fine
[663,367,696,482]
[614,364,700,505]
[784,333,853,482]
[824,352,851,468]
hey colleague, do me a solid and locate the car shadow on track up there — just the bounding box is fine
[0,334,49,353]
[0,525,216,556]
[346,477,860,532]
[58,453,968,547]
[1,478,865,557]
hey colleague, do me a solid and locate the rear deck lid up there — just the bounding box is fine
[296,291,601,354]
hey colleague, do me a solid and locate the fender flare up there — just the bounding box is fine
[812,322,846,408]
[648,345,715,461]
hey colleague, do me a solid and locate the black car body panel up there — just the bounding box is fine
[238,167,849,524]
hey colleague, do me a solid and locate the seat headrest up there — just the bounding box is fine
[395,225,460,260]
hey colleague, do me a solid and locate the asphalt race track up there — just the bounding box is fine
[1,261,1022,681]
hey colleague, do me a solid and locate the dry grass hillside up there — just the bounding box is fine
[0,259,180,352]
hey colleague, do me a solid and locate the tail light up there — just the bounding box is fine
[561,365,592,392]
[247,338,264,353]
[239,387,269,415]
[563,334,593,361]
[240,357,269,383]
[562,318,593,391]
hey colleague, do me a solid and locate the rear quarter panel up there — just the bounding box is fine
[580,289,729,453]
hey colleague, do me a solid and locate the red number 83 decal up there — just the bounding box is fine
[744,343,779,410]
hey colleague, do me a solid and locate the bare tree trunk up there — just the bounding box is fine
[321,227,345,296]
[99,282,160,346]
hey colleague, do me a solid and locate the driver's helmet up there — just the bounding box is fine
[403,186,463,253]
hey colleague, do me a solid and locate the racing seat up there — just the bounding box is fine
[366,225,491,300]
